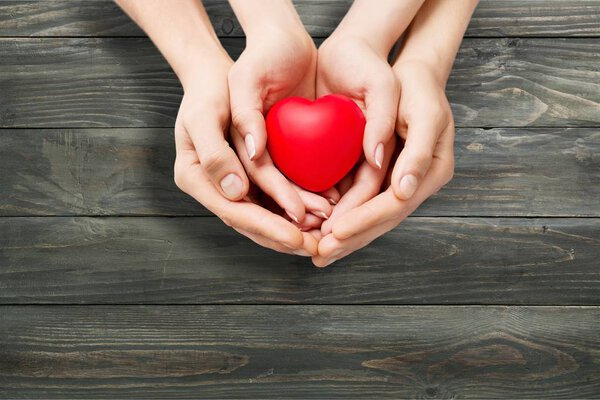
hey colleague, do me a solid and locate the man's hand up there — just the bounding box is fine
[312,61,455,267]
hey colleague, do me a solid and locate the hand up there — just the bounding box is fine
[312,60,455,267]
[228,19,335,227]
[316,33,400,237]
[173,56,318,256]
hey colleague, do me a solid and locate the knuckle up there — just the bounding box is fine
[200,144,233,176]
[443,159,455,185]
[217,211,234,228]
[409,150,434,173]
[181,103,229,131]
[173,160,188,192]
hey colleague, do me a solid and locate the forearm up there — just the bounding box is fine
[332,0,425,56]
[395,0,479,85]
[228,0,307,41]
[115,0,229,88]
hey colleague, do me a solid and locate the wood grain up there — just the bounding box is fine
[1,217,598,304]
[1,305,598,398]
[1,38,599,128]
[1,128,598,217]
[1,0,599,38]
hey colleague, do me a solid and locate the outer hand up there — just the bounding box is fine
[312,60,455,267]
[173,57,318,256]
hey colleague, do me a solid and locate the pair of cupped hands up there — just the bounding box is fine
[174,17,455,267]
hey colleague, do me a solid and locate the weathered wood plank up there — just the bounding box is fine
[1,0,600,38]
[0,305,598,398]
[1,217,598,304]
[1,38,598,128]
[1,128,598,216]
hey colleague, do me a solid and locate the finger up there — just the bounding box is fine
[182,119,250,201]
[307,228,323,242]
[291,183,333,219]
[231,127,306,224]
[362,70,400,170]
[391,111,448,201]
[320,187,341,205]
[333,139,454,242]
[301,232,319,256]
[233,227,298,255]
[321,136,395,236]
[175,153,304,249]
[228,64,267,160]
[293,213,324,232]
[336,170,355,196]
[313,219,398,268]
[234,227,317,257]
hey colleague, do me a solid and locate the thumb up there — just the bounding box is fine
[228,68,267,161]
[391,117,439,201]
[186,120,250,201]
[363,72,399,170]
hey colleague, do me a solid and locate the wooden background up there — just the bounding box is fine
[0,1,599,398]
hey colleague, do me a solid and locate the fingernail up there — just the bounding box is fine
[286,210,300,224]
[328,198,338,205]
[374,142,384,169]
[316,211,329,220]
[399,174,418,199]
[245,134,256,160]
[293,249,311,257]
[220,173,243,200]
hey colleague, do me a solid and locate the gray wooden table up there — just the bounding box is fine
[1,1,599,398]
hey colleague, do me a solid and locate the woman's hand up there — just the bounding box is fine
[227,0,332,227]
[316,34,399,237]
[312,61,455,267]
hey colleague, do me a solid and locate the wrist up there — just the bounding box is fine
[330,26,394,58]
[394,50,450,87]
[230,0,306,41]
[176,44,232,91]
[332,0,426,58]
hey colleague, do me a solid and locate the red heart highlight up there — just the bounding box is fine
[266,94,365,192]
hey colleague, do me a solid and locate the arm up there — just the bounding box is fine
[390,0,479,199]
[115,0,228,89]
[314,0,479,267]
[115,0,316,256]
[395,0,479,85]
[332,0,426,57]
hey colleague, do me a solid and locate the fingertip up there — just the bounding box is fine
[393,174,419,200]
[331,216,354,241]
[320,218,333,236]
[251,128,268,160]
[280,226,304,250]
[308,228,323,242]
[363,141,380,170]
[301,232,319,256]
[219,173,247,201]
[374,142,384,169]
[244,134,257,161]
[317,234,343,259]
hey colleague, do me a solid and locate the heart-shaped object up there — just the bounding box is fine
[266,94,365,192]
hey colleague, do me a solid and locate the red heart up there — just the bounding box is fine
[266,94,365,192]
